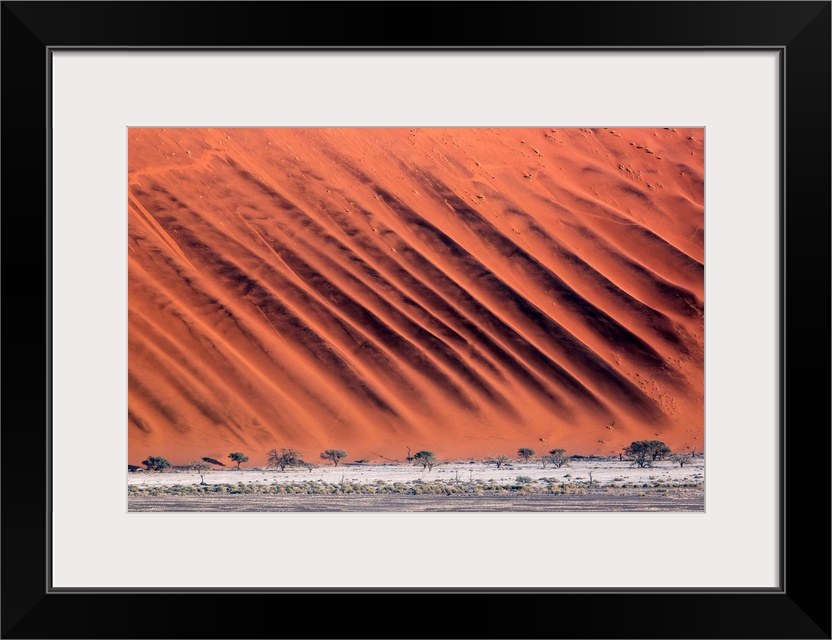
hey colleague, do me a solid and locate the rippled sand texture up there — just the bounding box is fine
[128,128,704,464]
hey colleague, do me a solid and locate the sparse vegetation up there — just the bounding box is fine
[142,456,171,472]
[517,447,535,462]
[228,452,249,469]
[129,475,703,499]
[129,448,704,510]
[319,449,348,467]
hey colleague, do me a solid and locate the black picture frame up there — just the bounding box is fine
[2,2,829,638]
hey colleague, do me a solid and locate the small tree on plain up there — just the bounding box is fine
[624,440,672,468]
[488,454,510,469]
[412,450,437,471]
[228,452,249,469]
[517,447,536,463]
[142,456,171,472]
[267,448,304,471]
[188,459,211,484]
[320,449,348,467]
[548,448,568,468]
[673,453,693,468]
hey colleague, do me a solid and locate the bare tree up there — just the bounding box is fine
[488,455,510,469]
[188,460,211,484]
[673,453,693,468]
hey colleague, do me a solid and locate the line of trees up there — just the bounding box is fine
[486,448,570,469]
[479,441,693,469]
[136,440,694,474]
[140,453,253,472]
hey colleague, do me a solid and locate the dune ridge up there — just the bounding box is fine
[128,127,704,465]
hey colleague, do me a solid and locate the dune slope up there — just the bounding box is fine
[128,127,704,465]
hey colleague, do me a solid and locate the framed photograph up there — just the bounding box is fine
[3,2,829,638]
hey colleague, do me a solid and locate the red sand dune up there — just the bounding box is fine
[128,128,704,466]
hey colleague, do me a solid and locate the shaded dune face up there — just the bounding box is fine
[128,128,704,465]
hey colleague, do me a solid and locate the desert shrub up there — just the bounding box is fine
[142,456,171,472]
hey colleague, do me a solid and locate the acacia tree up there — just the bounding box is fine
[517,447,536,463]
[267,448,304,471]
[547,448,568,468]
[647,440,672,461]
[488,454,510,469]
[320,449,348,467]
[188,459,211,484]
[228,452,249,469]
[142,456,171,472]
[624,440,672,468]
[412,450,437,471]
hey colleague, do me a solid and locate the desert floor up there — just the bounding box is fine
[128,459,704,512]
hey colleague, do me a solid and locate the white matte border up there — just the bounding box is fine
[51,51,779,588]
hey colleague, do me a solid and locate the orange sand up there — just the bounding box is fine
[128,128,704,466]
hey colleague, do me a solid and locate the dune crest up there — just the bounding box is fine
[128,128,704,465]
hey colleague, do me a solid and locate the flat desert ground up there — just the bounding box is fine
[128,459,704,512]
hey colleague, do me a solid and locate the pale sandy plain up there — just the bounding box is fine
[127,459,704,512]
[128,459,704,488]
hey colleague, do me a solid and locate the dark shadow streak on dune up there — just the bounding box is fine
[414,169,673,371]
[246,231,481,412]
[322,206,579,408]
[266,230,508,412]
[374,185,661,420]
[539,174,705,273]
[134,192,404,420]
[129,259,348,430]
[222,164,512,410]
[560,218,704,322]
[128,409,151,434]
[128,371,186,431]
